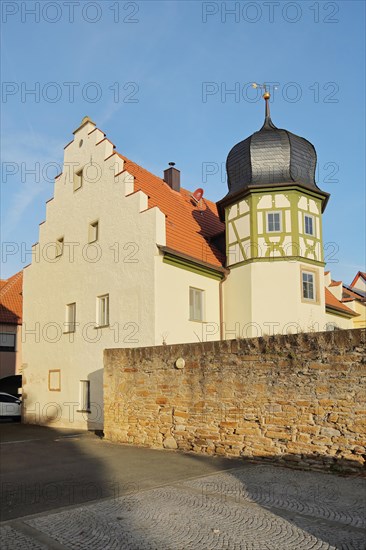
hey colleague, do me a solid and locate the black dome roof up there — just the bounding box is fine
[225,103,323,200]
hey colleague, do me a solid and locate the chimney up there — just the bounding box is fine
[164,162,180,192]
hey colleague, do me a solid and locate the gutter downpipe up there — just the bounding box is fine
[219,268,230,341]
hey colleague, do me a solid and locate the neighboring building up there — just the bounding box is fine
[324,273,359,329]
[0,271,23,395]
[22,96,361,429]
[350,271,366,294]
[341,272,366,328]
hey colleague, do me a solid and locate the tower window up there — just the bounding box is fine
[189,287,204,322]
[267,211,281,232]
[88,220,99,243]
[304,215,314,236]
[302,271,315,301]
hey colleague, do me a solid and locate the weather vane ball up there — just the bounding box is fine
[252,82,271,100]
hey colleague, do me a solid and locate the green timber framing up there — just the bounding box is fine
[159,246,227,281]
[225,186,325,267]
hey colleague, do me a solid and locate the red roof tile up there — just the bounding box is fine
[0,271,23,324]
[325,288,357,317]
[0,280,8,290]
[118,154,225,268]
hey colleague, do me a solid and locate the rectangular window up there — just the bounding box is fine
[302,271,315,301]
[304,214,314,236]
[97,294,109,327]
[267,211,281,232]
[0,333,16,352]
[73,169,83,191]
[88,220,99,243]
[79,380,90,412]
[65,303,76,333]
[56,237,64,257]
[189,287,204,322]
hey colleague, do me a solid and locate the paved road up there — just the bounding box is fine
[1,424,365,549]
[0,423,243,520]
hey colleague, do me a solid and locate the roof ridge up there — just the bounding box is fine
[117,152,225,267]
[0,270,23,298]
[117,152,218,209]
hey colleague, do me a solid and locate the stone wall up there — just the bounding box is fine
[104,329,366,473]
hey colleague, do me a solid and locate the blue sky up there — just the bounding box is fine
[1,0,365,281]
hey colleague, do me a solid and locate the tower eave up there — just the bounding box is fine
[216,182,330,221]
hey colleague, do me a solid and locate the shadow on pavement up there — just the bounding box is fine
[1,424,365,549]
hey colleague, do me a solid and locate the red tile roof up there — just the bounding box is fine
[117,154,225,268]
[329,280,341,287]
[0,271,23,324]
[325,287,357,317]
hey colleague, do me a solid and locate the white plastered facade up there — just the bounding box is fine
[22,120,222,429]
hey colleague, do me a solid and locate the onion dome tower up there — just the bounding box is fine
[218,87,330,336]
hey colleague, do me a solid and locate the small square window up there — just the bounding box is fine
[65,303,76,333]
[0,333,16,352]
[56,237,64,257]
[97,294,109,327]
[88,220,99,243]
[304,215,314,236]
[267,212,281,232]
[73,169,83,191]
[302,271,315,301]
[189,287,204,322]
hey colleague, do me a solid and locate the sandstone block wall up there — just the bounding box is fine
[104,329,365,472]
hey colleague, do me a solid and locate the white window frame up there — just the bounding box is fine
[55,237,64,257]
[302,271,315,301]
[304,214,315,236]
[73,168,83,191]
[189,287,204,322]
[88,220,99,243]
[65,303,76,333]
[97,294,109,327]
[78,380,90,412]
[267,211,281,233]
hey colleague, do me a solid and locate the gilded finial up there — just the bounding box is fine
[252,82,274,123]
[252,82,271,99]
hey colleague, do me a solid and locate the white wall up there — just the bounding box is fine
[325,312,353,330]
[224,261,326,337]
[22,120,166,429]
[154,257,221,345]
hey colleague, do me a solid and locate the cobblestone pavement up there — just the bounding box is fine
[1,465,365,549]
